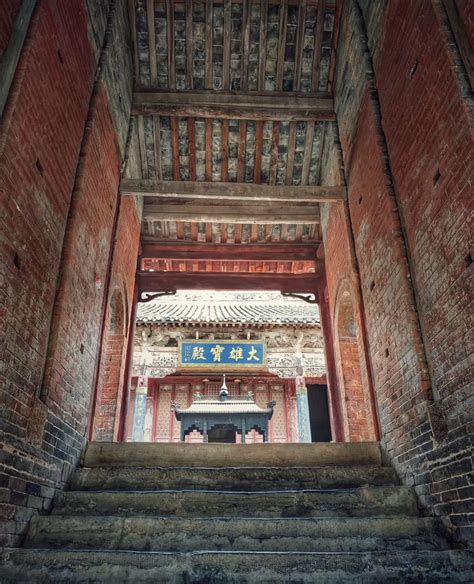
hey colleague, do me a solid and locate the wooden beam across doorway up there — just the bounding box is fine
[142,201,320,224]
[138,271,321,293]
[140,242,319,262]
[132,91,336,121]
[122,179,346,203]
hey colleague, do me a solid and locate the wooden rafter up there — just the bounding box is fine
[312,0,325,92]
[166,0,176,89]
[141,242,319,262]
[258,0,268,91]
[276,0,288,90]
[133,92,336,121]
[293,0,307,91]
[142,201,321,224]
[223,0,232,90]
[205,0,213,89]
[241,0,251,91]
[137,271,321,293]
[121,179,347,202]
[185,0,194,89]
[147,0,157,85]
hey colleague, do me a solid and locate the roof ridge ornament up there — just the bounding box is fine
[219,374,229,401]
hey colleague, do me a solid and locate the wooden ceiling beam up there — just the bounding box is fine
[121,179,347,202]
[141,201,320,224]
[132,91,336,121]
[141,242,320,262]
[137,271,321,293]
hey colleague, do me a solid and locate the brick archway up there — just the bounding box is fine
[92,287,127,441]
[334,283,373,442]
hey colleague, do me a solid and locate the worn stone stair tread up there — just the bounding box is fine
[83,442,383,468]
[53,485,418,518]
[2,548,472,584]
[25,515,443,552]
[70,464,399,491]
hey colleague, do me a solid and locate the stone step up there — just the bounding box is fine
[2,549,472,583]
[70,465,398,491]
[25,515,442,553]
[54,486,418,518]
[84,442,382,468]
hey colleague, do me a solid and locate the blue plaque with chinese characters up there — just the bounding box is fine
[179,340,266,369]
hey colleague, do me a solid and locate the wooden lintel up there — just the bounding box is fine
[132,91,336,121]
[142,201,320,224]
[137,271,321,293]
[141,242,319,261]
[121,179,346,202]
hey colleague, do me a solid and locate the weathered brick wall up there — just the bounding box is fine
[92,198,141,441]
[332,0,473,543]
[319,125,378,443]
[0,0,137,546]
[0,1,22,57]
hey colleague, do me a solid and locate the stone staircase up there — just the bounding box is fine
[1,442,471,583]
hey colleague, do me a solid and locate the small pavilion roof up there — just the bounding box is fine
[175,399,271,415]
[137,291,320,327]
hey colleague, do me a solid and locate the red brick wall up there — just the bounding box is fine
[92,198,141,441]
[332,0,473,543]
[0,0,96,546]
[324,204,378,442]
[0,1,21,57]
[368,0,473,543]
[0,1,138,546]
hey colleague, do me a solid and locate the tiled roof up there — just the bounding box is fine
[176,400,271,415]
[137,292,320,327]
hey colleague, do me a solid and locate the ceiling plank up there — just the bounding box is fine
[223,0,232,90]
[185,0,194,89]
[258,0,268,91]
[237,120,247,182]
[142,202,320,224]
[276,0,288,90]
[153,115,163,180]
[301,121,314,185]
[205,119,213,180]
[205,0,213,89]
[133,91,336,121]
[254,121,264,183]
[166,0,176,89]
[122,178,347,202]
[137,116,149,179]
[285,121,297,185]
[187,118,197,180]
[293,0,307,91]
[268,121,280,185]
[241,0,251,91]
[311,0,325,92]
[170,117,180,180]
[141,242,319,261]
[221,119,229,181]
[147,0,158,85]
[138,271,321,292]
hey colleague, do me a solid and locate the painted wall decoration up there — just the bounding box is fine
[179,340,266,369]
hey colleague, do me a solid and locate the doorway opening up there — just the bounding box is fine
[307,383,331,442]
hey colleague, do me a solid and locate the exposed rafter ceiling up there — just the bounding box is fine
[126,0,341,291]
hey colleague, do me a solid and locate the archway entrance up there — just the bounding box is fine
[335,288,373,441]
